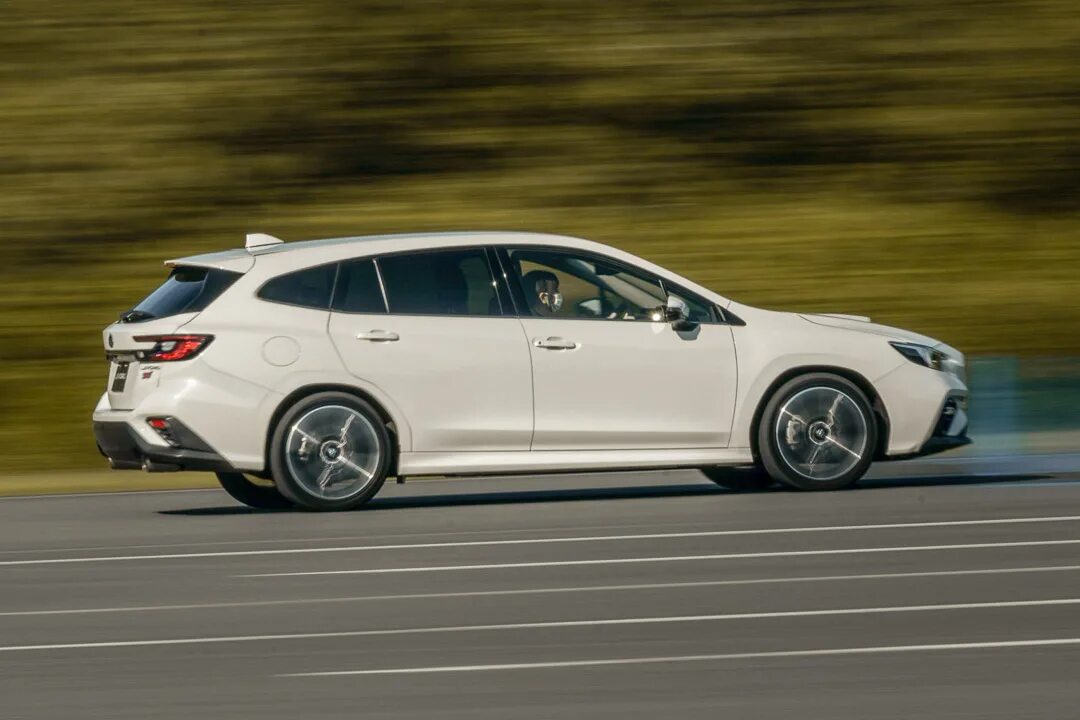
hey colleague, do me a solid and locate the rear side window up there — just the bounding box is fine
[128,266,242,322]
[258,264,337,309]
[378,248,500,316]
[332,259,386,314]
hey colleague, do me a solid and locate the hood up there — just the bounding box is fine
[800,313,944,348]
[800,313,966,378]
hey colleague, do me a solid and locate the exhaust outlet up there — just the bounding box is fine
[142,459,181,473]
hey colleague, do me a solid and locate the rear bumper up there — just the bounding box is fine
[91,360,275,472]
[93,420,234,473]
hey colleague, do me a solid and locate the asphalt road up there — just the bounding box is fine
[2,458,1080,719]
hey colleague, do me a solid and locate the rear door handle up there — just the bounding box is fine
[534,336,578,350]
[356,330,400,342]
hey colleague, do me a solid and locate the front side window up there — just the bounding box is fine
[378,248,500,316]
[257,264,337,309]
[659,281,717,324]
[506,248,667,321]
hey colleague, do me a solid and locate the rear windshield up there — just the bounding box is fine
[125,266,242,322]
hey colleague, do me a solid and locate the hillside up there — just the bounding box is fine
[1,0,1078,469]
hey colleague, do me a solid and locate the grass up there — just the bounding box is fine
[0,471,217,497]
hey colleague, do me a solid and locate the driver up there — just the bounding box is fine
[522,270,562,316]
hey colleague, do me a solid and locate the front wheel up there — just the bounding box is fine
[269,392,391,511]
[757,373,877,491]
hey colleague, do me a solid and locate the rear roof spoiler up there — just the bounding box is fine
[165,233,283,271]
[245,233,284,251]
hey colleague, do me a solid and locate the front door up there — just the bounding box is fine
[328,248,533,452]
[504,246,737,451]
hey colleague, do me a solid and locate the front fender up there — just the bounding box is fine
[727,309,907,450]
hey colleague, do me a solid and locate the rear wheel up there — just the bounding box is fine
[757,373,877,491]
[214,472,292,510]
[269,392,391,511]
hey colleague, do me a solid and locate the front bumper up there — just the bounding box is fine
[893,394,972,460]
[874,359,970,456]
[918,434,973,457]
[93,419,235,473]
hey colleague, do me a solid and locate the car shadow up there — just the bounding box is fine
[857,473,1056,490]
[157,472,1057,516]
[158,505,290,516]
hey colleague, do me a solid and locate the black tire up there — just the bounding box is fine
[757,373,877,491]
[215,472,293,510]
[269,392,391,511]
[701,466,775,492]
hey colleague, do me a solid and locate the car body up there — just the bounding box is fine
[93,231,970,510]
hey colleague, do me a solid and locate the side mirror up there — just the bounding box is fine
[665,294,698,332]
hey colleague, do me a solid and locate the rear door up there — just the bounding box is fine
[328,248,534,452]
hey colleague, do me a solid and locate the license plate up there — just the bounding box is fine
[111,361,130,392]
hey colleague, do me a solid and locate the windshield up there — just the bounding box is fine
[126,266,242,322]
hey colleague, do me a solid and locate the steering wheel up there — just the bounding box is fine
[607,301,636,320]
[576,297,611,317]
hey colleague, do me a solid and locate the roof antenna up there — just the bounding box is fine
[246,233,284,250]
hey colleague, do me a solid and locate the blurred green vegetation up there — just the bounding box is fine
[1,0,1078,471]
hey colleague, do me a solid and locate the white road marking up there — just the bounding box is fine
[4,515,1080,567]
[242,539,1080,577]
[0,519,716,556]
[280,638,1080,676]
[3,565,1079,618]
[1,598,1077,653]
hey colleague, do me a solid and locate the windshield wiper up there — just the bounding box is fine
[119,309,156,323]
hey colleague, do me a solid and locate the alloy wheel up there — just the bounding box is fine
[284,404,382,501]
[774,386,869,482]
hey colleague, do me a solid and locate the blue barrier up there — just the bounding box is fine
[965,358,1080,455]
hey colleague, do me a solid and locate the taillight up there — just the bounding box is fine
[146,417,179,446]
[133,335,214,362]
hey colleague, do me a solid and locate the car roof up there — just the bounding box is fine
[167,231,730,305]
[168,232,594,271]
[257,231,591,257]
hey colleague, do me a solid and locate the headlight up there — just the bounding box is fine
[890,342,948,371]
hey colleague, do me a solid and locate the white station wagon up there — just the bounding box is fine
[93,232,970,511]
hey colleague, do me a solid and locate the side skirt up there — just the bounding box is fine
[398,448,754,478]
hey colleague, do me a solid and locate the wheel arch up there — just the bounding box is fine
[264,383,402,477]
[748,366,891,463]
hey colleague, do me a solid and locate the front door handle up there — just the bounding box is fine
[356,330,400,342]
[534,336,578,350]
